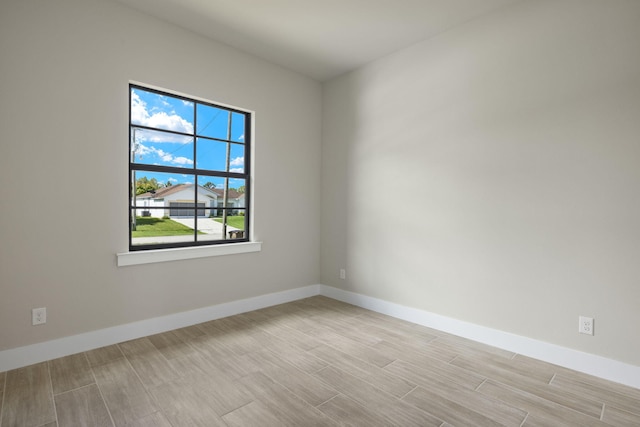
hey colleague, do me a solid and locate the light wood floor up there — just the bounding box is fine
[1,296,639,427]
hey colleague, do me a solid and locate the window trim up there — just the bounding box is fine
[127,83,253,252]
[117,241,262,267]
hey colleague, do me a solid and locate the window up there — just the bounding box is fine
[129,84,250,251]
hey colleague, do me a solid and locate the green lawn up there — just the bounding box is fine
[214,215,245,230]
[132,217,201,237]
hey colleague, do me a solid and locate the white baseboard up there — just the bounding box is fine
[318,285,640,390]
[0,284,320,373]
[2,283,638,391]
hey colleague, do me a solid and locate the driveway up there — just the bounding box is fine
[171,217,239,234]
[131,217,242,245]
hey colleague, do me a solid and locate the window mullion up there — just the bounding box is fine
[193,101,198,242]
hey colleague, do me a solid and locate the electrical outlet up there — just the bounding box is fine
[579,316,594,335]
[339,268,346,280]
[32,307,47,326]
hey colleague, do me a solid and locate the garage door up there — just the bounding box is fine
[169,202,205,217]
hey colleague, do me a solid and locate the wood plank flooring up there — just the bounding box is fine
[1,296,639,426]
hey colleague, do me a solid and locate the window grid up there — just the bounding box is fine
[129,84,250,251]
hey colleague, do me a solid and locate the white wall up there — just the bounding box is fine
[321,0,640,366]
[0,0,321,351]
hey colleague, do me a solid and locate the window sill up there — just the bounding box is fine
[117,241,262,267]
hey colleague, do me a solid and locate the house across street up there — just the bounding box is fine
[136,184,245,218]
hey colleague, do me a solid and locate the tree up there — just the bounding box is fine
[203,182,216,189]
[237,185,246,193]
[136,177,160,195]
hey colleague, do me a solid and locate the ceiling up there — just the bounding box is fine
[114,0,523,82]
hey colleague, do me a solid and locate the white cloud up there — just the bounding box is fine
[229,168,244,173]
[131,91,193,140]
[172,156,193,165]
[134,143,152,156]
[136,128,191,144]
[146,112,192,133]
[238,134,245,141]
[131,92,148,124]
[134,143,193,166]
[158,95,171,107]
[230,156,244,167]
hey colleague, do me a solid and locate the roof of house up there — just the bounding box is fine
[137,184,242,199]
[211,188,242,199]
[136,183,193,199]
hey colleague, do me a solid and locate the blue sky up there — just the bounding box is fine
[131,87,245,190]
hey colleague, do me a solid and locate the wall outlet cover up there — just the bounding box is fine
[32,307,47,326]
[579,316,594,335]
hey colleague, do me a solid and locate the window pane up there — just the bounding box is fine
[196,210,246,241]
[195,217,226,242]
[225,213,247,239]
[228,178,246,204]
[197,176,225,197]
[132,128,194,168]
[196,104,230,140]
[196,138,226,171]
[227,208,246,234]
[131,208,195,247]
[196,176,225,227]
[131,88,194,133]
[231,112,245,143]
[229,144,245,173]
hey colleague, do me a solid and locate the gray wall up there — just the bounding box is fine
[0,0,322,351]
[321,0,640,366]
[2,0,640,370]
